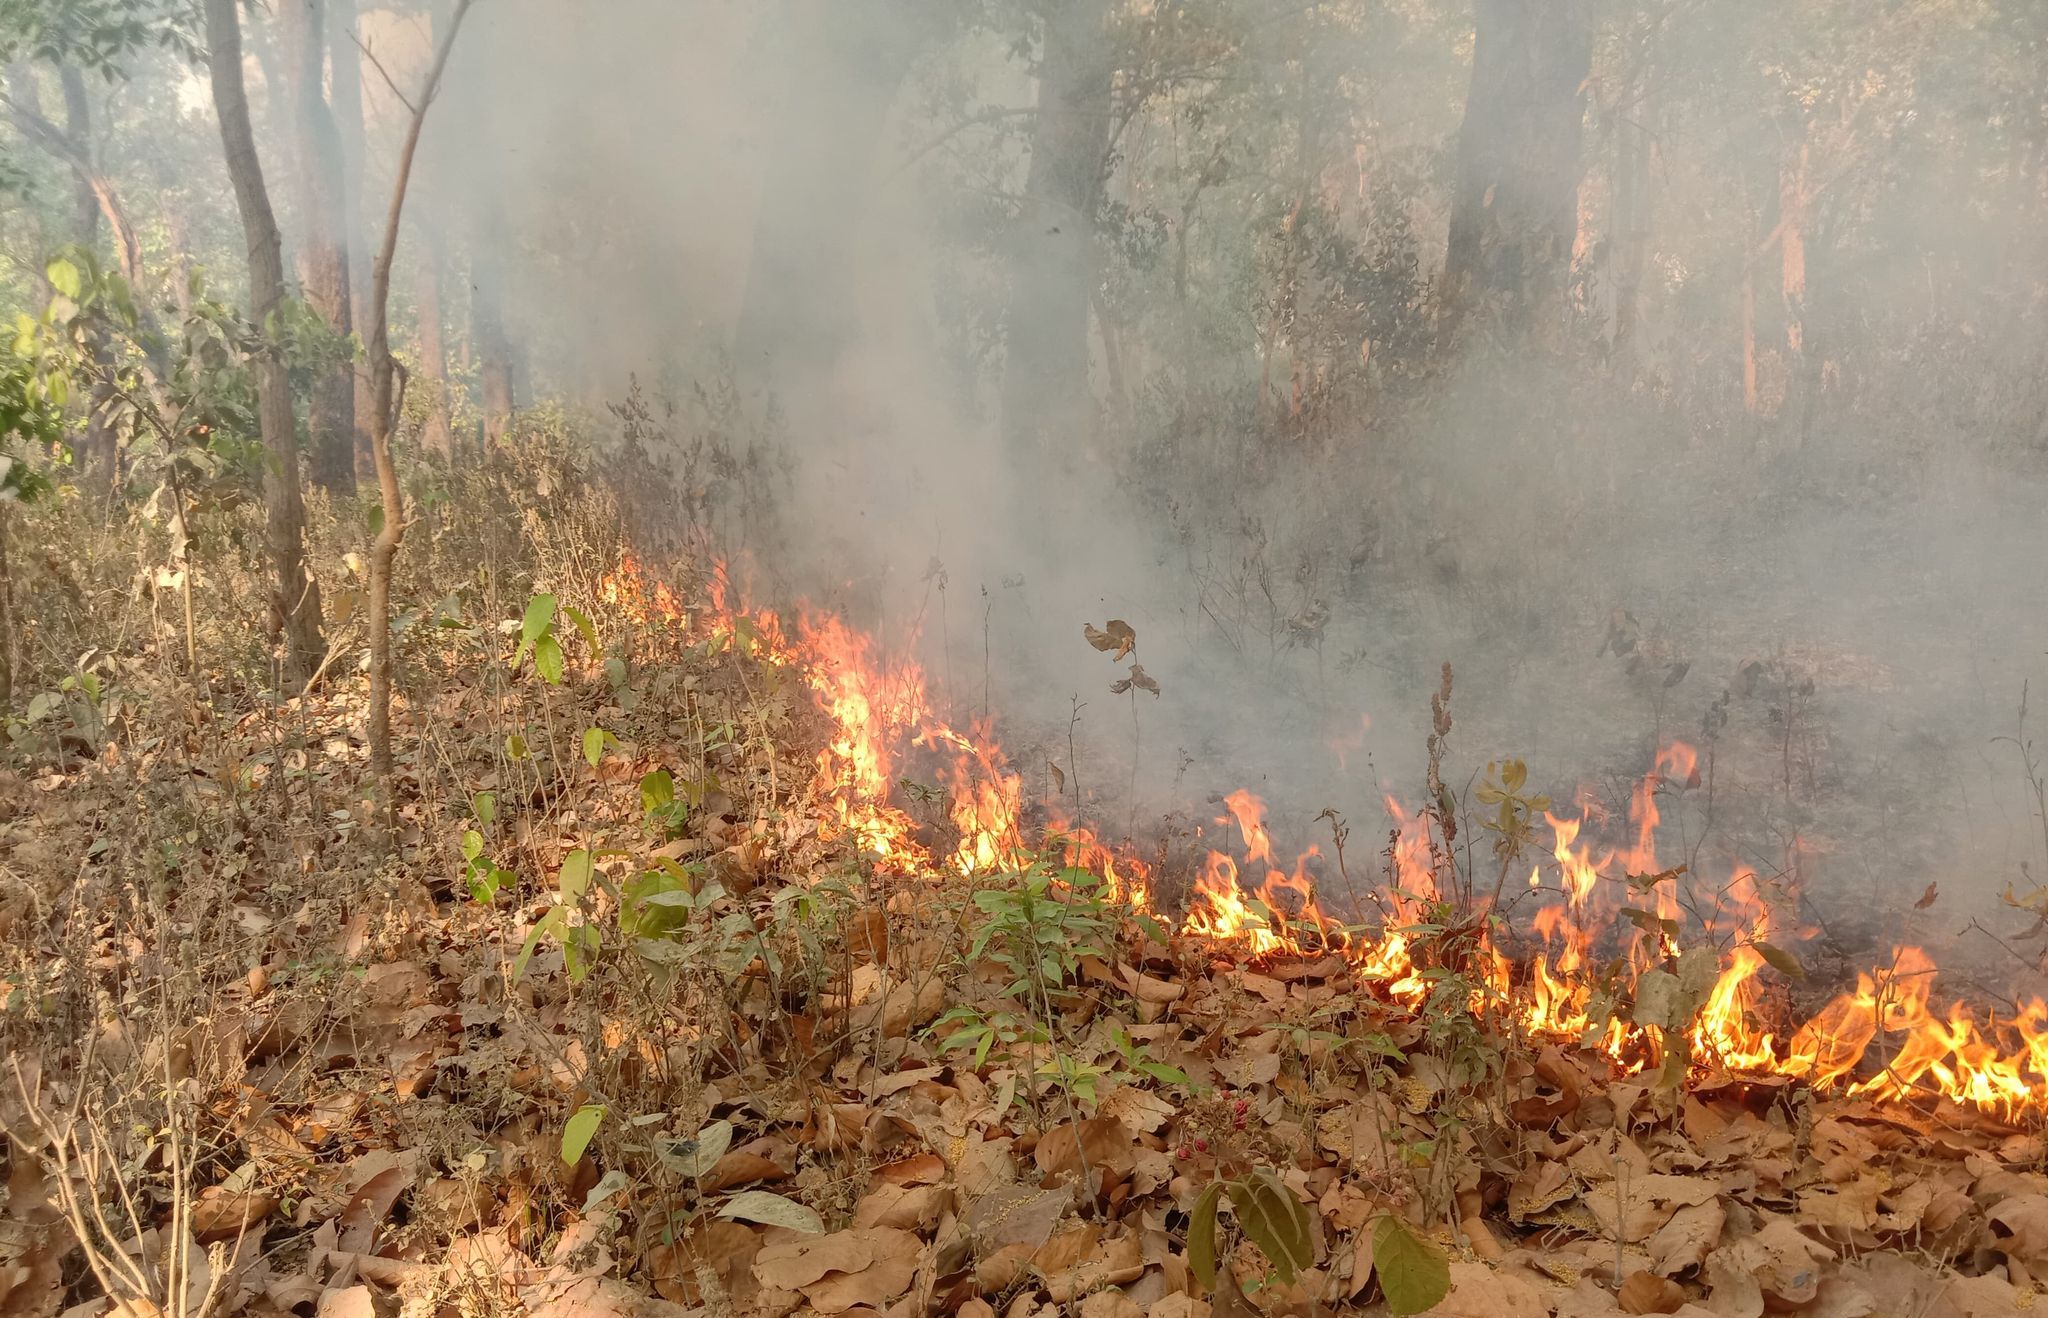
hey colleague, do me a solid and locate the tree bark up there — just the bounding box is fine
[1439,0,1594,344]
[204,0,324,686]
[415,231,455,458]
[278,0,359,496]
[997,0,1115,473]
[328,0,378,483]
[365,0,473,836]
[474,255,512,445]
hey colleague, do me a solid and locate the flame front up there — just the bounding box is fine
[597,554,2048,1122]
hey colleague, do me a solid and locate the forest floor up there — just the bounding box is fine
[2,519,2047,1318]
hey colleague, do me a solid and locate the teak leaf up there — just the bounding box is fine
[1372,1214,1450,1316]
[1188,1181,1224,1290]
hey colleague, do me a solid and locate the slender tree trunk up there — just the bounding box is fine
[328,0,378,483]
[474,257,512,445]
[279,0,359,496]
[205,0,324,686]
[365,0,473,835]
[0,500,13,714]
[1610,118,1653,361]
[997,0,1114,473]
[1439,0,1594,344]
[1741,269,1758,414]
[415,231,455,458]
[52,66,122,494]
[1779,133,1809,357]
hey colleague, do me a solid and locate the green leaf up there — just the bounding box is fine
[45,257,80,300]
[564,604,598,654]
[533,634,566,685]
[512,908,563,980]
[640,768,675,813]
[461,829,485,862]
[559,849,593,901]
[1750,940,1806,980]
[505,732,530,760]
[1232,1170,1313,1286]
[582,726,609,768]
[472,791,497,825]
[1188,1182,1224,1291]
[561,1103,606,1165]
[520,593,557,650]
[717,1191,825,1234]
[1372,1215,1450,1316]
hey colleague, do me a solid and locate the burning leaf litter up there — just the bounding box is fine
[4,550,2047,1318]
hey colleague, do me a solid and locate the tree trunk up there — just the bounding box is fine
[1610,117,1653,361]
[204,0,324,686]
[328,0,378,483]
[997,0,1115,473]
[53,66,121,493]
[1439,0,1594,344]
[474,257,513,445]
[415,231,454,457]
[0,500,13,715]
[731,0,925,389]
[364,0,473,836]
[278,0,359,496]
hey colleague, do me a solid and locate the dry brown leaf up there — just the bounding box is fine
[1620,1270,1686,1315]
[1988,1194,2048,1267]
[1649,1200,1726,1277]
[753,1230,874,1292]
[801,1227,920,1313]
[1035,1117,1135,1182]
[1078,1289,1145,1318]
[337,1166,409,1253]
[1431,1260,1548,1318]
[190,1186,279,1244]
[875,1152,948,1186]
[313,1286,379,1318]
[1040,1231,1144,1304]
[1148,1296,1214,1318]
[854,1182,951,1231]
[1096,1085,1175,1135]
[697,1151,786,1194]
[968,1184,1067,1254]
[1084,621,1137,661]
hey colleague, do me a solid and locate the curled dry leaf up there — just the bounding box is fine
[1110,663,1160,697]
[1620,1269,1687,1315]
[1084,620,1138,661]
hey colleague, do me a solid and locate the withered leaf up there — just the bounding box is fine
[1111,663,1160,697]
[1048,760,1065,794]
[1914,881,1939,910]
[1084,619,1137,661]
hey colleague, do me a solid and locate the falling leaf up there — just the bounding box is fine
[1914,881,1939,910]
[1048,760,1065,794]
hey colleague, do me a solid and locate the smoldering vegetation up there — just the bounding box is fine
[385,1,2048,936]
[9,0,2048,935]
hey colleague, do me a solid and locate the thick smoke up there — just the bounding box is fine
[393,1,2048,940]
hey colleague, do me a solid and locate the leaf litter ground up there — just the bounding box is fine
[2,566,2046,1318]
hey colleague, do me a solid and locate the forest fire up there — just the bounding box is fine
[600,554,2048,1122]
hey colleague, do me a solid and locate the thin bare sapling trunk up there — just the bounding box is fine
[365,0,475,833]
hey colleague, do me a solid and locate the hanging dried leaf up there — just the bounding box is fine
[1084,619,1137,660]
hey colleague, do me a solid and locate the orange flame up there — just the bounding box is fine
[595,553,2048,1121]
